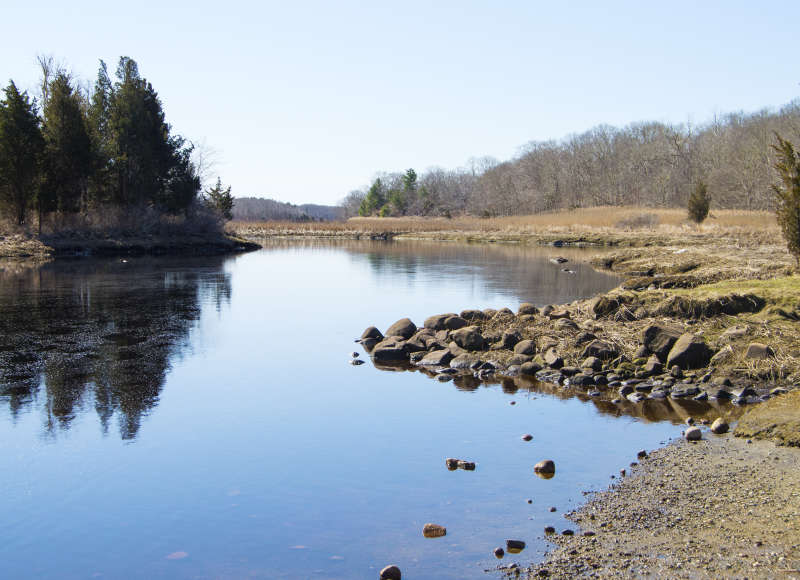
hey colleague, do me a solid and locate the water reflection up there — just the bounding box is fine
[375,362,746,425]
[258,238,619,306]
[0,257,231,439]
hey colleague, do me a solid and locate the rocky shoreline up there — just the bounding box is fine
[358,263,800,578]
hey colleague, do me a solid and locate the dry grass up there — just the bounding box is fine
[232,207,780,246]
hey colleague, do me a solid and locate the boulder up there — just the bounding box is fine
[385,318,417,340]
[581,356,602,371]
[506,539,526,552]
[424,313,457,331]
[518,302,539,316]
[460,308,487,321]
[443,315,468,330]
[520,361,543,375]
[642,323,682,362]
[422,523,447,538]
[644,355,663,375]
[745,342,774,359]
[450,354,477,369]
[509,354,533,366]
[684,426,702,441]
[544,348,563,369]
[710,345,734,365]
[419,349,454,366]
[548,309,571,320]
[497,330,522,350]
[405,333,430,353]
[581,339,619,361]
[666,334,713,370]
[710,418,729,434]
[554,318,579,331]
[514,339,536,355]
[371,338,409,362]
[451,326,485,351]
[590,295,621,319]
[380,565,402,580]
[568,374,595,388]
[448,341,469,357]
[361,326,384,341]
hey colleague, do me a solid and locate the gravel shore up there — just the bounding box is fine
[524,433,800,579]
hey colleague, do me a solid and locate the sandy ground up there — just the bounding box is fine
[522,431,800,579]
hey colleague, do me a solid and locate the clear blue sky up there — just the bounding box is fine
[3,0,798,205]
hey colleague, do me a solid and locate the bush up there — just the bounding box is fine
[773,135,800,265]
[688,180,710,223]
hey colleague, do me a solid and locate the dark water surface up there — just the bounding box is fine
[0,240,684,579]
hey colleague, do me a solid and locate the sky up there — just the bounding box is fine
[2,0,799,205]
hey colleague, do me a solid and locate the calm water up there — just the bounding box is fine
[0,240,686,579]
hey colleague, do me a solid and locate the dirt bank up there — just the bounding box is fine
[522,428,800,579]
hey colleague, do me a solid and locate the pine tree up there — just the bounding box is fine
[358,178,385,216]
[41,73,93,214]
[687,180,710,223]
[205,177,234,220]
[772,135,800,265]
[0,82,45,225]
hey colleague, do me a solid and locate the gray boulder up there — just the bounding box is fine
[419,349,454,366]
[514,339,536,355]
[644,355,663,375]
[498,330,522,350]
[710,418,729,434]
[361,326,384,341]
[666,334,713,370]
[424,313,457,331]
[385,318,417,340]
[685,426,702,441]
[460,308,487,321]
[518,302,539,316]
[450,354,477,369]
[371,338,409,362]
[581,339,619,361]
[380,565,402,580]
[520,361,543,375]
[443,315,468,330]
[745,342,774,359]
[451,326,485,351]
[581,356,602,372]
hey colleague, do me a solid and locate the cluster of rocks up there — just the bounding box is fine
[358,306,783,408]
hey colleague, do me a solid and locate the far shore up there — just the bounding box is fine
[0,230,260,260]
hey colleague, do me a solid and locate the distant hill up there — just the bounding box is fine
[232,197,344,222]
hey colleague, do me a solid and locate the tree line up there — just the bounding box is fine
[343,100,800,217]
[232,197,343,222]
[0,56,232,232]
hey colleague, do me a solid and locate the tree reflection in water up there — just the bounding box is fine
[0,257,231,439]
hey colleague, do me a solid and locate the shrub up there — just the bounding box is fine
[688,180,711,223]
[772,135,800,265]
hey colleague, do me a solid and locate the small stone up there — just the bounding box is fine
[351,352,360,358]
[686,417,695,425]
[422,523,447,538]
[521,433,533,441]
[544,526,556,534]
[380,565,402,580]
[527,499,533,504]
[457,460,476,471]
[685,426,702,441]
[445,458,459,470]
[493,547,505,558]
[549,506,556,512]
[505,539,526,551]
[561,529,574,536]
[350,359,365,365]
[710,418,729,434]
[534,459,556,475]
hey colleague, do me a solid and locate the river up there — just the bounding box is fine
[0,240,685,579]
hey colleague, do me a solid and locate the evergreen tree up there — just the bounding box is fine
[87,60,113,206]
[41,73,93,213]
[358,178,385,216]
[106,57,173,207]
[402,168,417,193]
[687,179,710,223]
[205,177,234,220]
[772,135,800,265]
[0,82,44,225]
